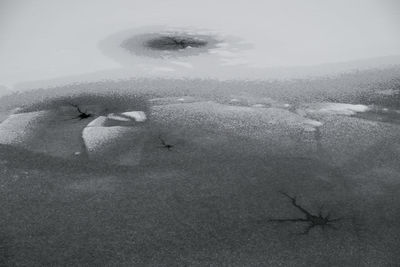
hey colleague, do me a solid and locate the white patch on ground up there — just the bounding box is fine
[87,116,107,127]
[151,101,324,140]
[301,119,324,132]
[225,95,282,108]
[82,126,131,153]
[149,96,200,105]
[107,113,131,121]
[121,111,147,122]
[0,111,50,144]
[305,103,370,116]
[84,111,147,152]
[82,112,147,165]
[303,119,324,127]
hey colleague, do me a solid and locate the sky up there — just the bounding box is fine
[0,0,400,91]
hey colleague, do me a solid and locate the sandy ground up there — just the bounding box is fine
[0,72,400,266]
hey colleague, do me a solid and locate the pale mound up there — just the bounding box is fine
[0,111,50,145]
[82,113,147,166]
[304,103,370,116]
[0,107,148,165]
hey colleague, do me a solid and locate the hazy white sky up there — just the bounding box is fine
[0,0,399,90]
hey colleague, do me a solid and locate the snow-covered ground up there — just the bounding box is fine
[1,0,400,265]
[0,88,399,265]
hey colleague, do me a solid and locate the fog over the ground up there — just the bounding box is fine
[0,0,400,92]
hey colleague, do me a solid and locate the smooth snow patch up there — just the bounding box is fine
[0,111,49,144]
[87,116,107,127]
[82,126,130,152]
[107,113,131,122]
[149,96,199,106]
[82,123,146,166]
[303,119,323,127]
[121,111,147,122]
[308,103,370,116]
[152,101,325,138]
[301,119,323,132]
[82,111,147,163]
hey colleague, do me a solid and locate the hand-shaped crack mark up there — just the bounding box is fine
[68,103,94,120]
[158,135,174,151]
[269,191,342,235]
[164,36,206,50]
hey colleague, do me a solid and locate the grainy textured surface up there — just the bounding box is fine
[0,72,399,266]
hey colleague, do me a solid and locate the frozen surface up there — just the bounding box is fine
[121,111,147,122]
[107,113,131,122]
[0,80,399,265]
[305,103,370,116]
[82,126,130,153]
[0,1,400,261]
[82,111,147,165]
[0,111,50,145]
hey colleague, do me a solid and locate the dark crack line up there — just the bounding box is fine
[269,191,342,234]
